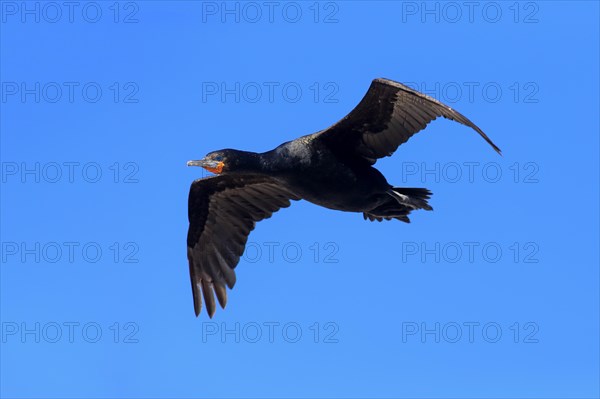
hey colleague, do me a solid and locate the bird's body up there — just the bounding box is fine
[256,136,391,212]
[187,78,501,317]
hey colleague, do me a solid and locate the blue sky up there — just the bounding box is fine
[1,1,599,398]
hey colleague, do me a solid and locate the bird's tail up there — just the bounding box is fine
[388,187,433,211]
[363,187,433,222]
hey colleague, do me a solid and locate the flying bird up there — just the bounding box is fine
[187,78,501,317]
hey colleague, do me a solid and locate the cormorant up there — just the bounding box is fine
[187,78,501,317]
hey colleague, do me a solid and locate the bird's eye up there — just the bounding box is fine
[214,155,223,162]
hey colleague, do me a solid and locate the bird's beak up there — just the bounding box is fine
[187,159,225,174]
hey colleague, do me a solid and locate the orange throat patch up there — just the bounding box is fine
[204,162,224,174]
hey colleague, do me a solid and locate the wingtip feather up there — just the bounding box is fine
[201,281,216,318]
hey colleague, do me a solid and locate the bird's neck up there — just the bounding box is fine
[231,151,268,173]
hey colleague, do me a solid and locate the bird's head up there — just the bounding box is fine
[187,149,241,174]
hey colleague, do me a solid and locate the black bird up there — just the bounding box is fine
[187,78,501,317]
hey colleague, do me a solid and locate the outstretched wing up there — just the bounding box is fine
[316,78,501,164]
[187,174,300,318]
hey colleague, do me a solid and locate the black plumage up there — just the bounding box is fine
[187,78,501,317]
